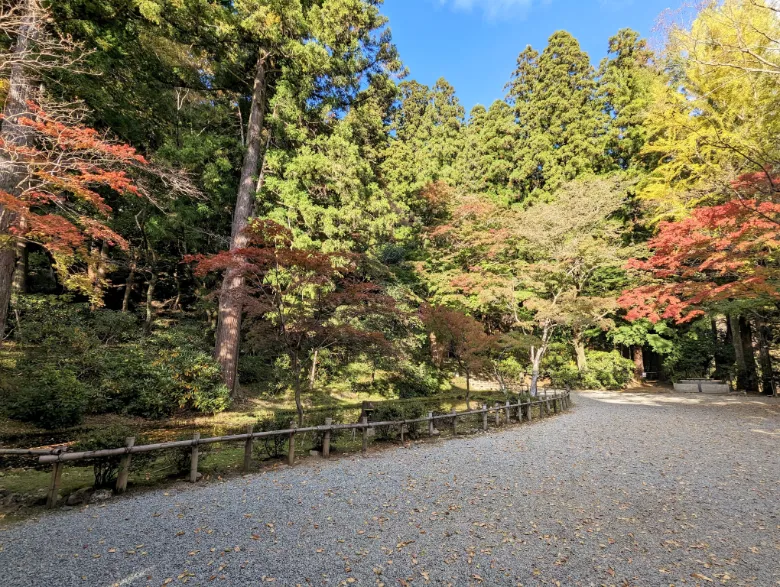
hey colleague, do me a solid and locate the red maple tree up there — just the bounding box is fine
[619,173,780,323]
[192,220,398,421]
[0,102,147,296]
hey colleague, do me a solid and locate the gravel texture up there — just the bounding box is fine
[1,391,778,587]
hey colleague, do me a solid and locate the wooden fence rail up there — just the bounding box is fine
[1,389,571,508]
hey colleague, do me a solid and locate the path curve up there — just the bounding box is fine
[1,391,778,586]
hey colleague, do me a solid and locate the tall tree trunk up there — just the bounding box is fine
[144,273,157,334]
[0,0,40,338]
[573,328,587,372]
[12,234,27,294]
[754,319,774,395]
[121,257,136,312]
[308,348,319,390]
[214,52,268,396]
[465,367,471,410]
[632,346,644,380]
[739,317,758,391]
[529,324,553,396]
[731,315,758,391]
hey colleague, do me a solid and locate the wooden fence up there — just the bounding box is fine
[1,389,571,509]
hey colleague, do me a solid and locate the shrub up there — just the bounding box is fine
[371,401,430,439]
[74,425,151,488]
[162,434,212,477]
[6,366,89,429]
[255,413,292,459]
[582,351,635,389]
[390,362,445,398]
[548,350,634,390]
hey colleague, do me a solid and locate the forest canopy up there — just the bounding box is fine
[1,0,777,430]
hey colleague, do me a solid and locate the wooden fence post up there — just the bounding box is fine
[115,436,135,493]
[451,408,457,436]
[46,459,64,508]
[529,401,534,421]
[288,420,297,466]
[400,421,405,444]
[361,416,368,455]
[505,400,511,423]
[428,412,434,437]
[243,425,253,472]
[516,401,523,422]
[190,432,200,483]
[482,404,488,431]
[322,418,332,458]
[494,402,500,426]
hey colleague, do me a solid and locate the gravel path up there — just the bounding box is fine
[1,391,778,587]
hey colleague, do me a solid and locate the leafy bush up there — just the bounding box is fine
[74,425,151,488]
[371,401,429,439]
[390,362,446,398]
[581,351,635,389]
[548,350,634,390]
[238,354,269,385]
[6,303,231,423]
[255,413,292,459]
[6,366,89,429]
[162,435,212,477]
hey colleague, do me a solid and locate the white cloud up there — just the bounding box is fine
[438,0,537,20]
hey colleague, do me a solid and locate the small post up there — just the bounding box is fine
[46,459,64,508]
[553,397,560,414]
[451,408,457,436]
[494,402,500,426]
[243,425,253,472]
[528,402,533,422]
[428,412,434,437]
[516,401,523,422]
[322,418,332,458]
[482,404,488,431]
[189,432,200,483]
[288,420,297,466]
[115,436,136,493]
[361,416,368,455]
[400,422,405,444]
[505,400,511,423]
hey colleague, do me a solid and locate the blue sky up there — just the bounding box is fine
[380,0,677,113]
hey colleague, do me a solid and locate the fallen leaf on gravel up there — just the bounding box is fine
[691,573,713,582]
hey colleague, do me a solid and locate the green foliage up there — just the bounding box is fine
[73,425,151,488]
[371,401,429,440]
[389,362,447,398]
[548,349,634,390]
[506,32,606,201]
[6,365,89,429]
[6,296,230,425]
[659,320,717,382]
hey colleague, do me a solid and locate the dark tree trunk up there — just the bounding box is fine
[215,53,268,396]
[121,258,136,312]
[573,328,587,372]
[754,319,774,395]
[632,346,644,380]
[0,0,39,338]
[739,317,758,391]
[731,315,758,391]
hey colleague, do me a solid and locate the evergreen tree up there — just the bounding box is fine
[506,32,605,201]
[383,78,465,218]
[455,100,516,202]
[597,29,656,171]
